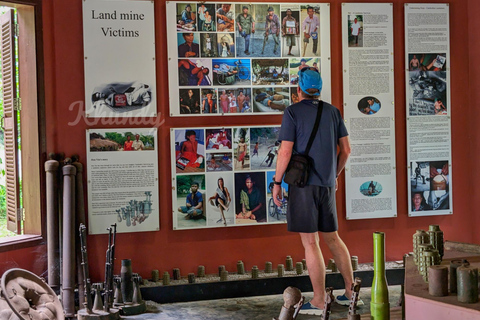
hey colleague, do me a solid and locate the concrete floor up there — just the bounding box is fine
[125,286,402,319]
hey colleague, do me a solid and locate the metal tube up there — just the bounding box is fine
[62,160,76,317]
[45,154,60,288]
[428,265,448,296]
[72,156,86,309]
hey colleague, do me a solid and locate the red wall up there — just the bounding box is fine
[0,0,477,282]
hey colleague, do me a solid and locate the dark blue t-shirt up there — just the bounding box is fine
[187,191,203,206]
[278,99,348,187]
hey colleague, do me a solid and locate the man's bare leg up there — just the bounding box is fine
[300,232,325,308]
[322,231,354,298]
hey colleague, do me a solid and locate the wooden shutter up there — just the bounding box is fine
[1,9,20,234]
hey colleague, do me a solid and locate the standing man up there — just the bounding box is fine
[273,68,361,315]
[262,7,280,55]
[350,17,361,46]
[282,9,299,56]
[178,182,204,220]
[302,6,319,56]
[132,134,145,151]
[236,5,255,55]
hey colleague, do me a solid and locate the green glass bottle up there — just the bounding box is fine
[371,232,390,320]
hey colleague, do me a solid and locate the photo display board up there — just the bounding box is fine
[405,4,452,217]
[167,2,331,116]
[83,0,157,118]
[86,128,160,234]
[171,126,290,230]
[342,3,397,220]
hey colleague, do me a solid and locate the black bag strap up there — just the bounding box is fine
[304,100,323,156]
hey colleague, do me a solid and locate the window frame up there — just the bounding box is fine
[0,0,45,252]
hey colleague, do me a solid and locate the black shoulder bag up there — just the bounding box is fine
[283,100,323,188]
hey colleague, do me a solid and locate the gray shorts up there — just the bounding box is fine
[286,185,338,233]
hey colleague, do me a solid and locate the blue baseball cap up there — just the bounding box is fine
[298,67,322,96]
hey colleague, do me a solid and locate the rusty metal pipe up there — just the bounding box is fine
[62,159,76,317]
[45,154,60,288]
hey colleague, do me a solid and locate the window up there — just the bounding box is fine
[0,0,44,246]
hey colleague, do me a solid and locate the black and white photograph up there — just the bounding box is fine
[91,81,152,113]
[410,161,430,192]
[408,71,447,116]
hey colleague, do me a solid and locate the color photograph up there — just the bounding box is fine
[197,3,216,31]
[266,171,288,223]
[177,3,197,31]
[234,172,267,223]
[300,5,320,57]
[174,129,205,173]
[206,153,233,172]
[201,89,218,114]
[347,14,363,47]
[206,128,232,151]
[281,6,301,57]
[250,127,281,170]
[410,161,430,192]
[176,175,206,229]
[359,181,383,197]
[90,131,154,152]
[216,3,235,32]
[252,59,289,86]
[200,33,218,57]
[206,173,235,227]
[357,96,381,115]
[177,32,200,58]
[252,87,289,112]
[212,59,251,86]
[178,59,213,86]
[233,128,250,170]
[289,57,319,85]
[217,33,235,57]
[179,89,201,114]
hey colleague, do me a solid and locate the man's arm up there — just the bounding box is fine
[273,141,294,206]
[336,135,351,184]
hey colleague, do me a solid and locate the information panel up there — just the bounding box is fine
[86,128,159,234]
[83,0,156,118]
[166,2,331,116]
[342,3,397,220]
[405,3,452,217]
